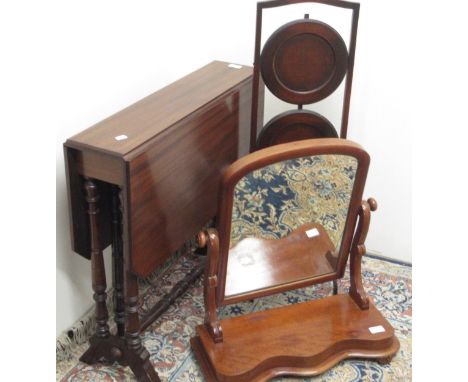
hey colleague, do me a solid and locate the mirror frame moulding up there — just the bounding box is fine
[215,138,370,306]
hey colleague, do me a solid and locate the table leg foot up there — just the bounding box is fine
[79,335,128,366]
[80,335,160,381]
[127,348,161,382]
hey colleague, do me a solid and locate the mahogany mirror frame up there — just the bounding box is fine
[213,138,369,306]
[250,0,360,151]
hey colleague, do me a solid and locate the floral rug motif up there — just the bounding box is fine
[57,253,412,382]
[230,154,357,249]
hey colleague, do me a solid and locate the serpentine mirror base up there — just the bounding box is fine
[191,295,399,382]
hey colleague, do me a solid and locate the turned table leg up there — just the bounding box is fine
[112,186,125,337]
[121,271,159,381]
[86,178,110,338]
[119,189,161,382]
[80,177,112,364]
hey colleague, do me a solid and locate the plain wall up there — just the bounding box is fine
[56,0,411,336]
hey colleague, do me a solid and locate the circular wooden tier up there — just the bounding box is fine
[256,110,338,149]
[260,19,348,105]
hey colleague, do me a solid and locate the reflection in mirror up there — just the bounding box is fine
[225,154,358,297]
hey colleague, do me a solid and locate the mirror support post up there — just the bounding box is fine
[198,229,224,343]
[349,198,377,309]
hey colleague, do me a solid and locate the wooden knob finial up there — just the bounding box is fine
[197,231,207,248]
[367,198,378,211]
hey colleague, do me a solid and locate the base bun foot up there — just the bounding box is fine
[377,353,397,365]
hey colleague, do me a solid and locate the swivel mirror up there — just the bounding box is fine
[191,139,399,381]
[224,152,357,298]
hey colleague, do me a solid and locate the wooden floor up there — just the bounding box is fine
[192,294,399,382]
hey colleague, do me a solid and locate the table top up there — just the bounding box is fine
[67,61,252,157]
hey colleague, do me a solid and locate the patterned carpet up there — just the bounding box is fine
[56,252,412,382]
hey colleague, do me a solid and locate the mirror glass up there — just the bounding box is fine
[225,154,358,298]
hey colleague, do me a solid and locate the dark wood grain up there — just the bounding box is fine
[76,149,125,185]
[192,295,399,382]
[126,83,250,275]
[64,61,255,276]
[68,61,252,156]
